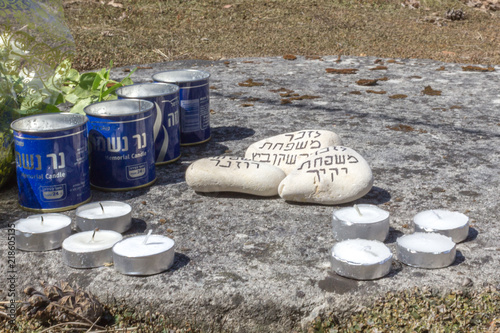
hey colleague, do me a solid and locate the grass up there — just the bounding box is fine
[2,287,500,332]
[63,0,500,71]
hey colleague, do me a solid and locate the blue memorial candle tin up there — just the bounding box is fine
[84,99,156,191]
[11,113,91,212]
[116,83,181,165]
[152,69,211,146]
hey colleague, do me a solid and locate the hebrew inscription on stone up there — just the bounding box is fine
[208,156,260,169]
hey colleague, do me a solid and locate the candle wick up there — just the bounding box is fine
[354,205,363,217]
[40,215,44,225]
[143,229,153,245]
[99,202,105,214]
[432,210,442,219]
[91,228,99,242]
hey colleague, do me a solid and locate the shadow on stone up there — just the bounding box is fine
[385,227,405,244]
[464,227,479,242]
[211,125,256,142]
[181,141,230,161]
[451,250,466,267]
[354,186,391,205]
[124,218,148,235]
[196,191,279,201]
[169,252,190,272]
[317,272,359,294]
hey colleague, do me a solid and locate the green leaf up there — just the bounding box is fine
[70,97,94,115]
[92,73,104,91]
[78,73,98,90]
[66,68,80,82]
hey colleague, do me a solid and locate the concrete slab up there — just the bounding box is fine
[1,55,499,332]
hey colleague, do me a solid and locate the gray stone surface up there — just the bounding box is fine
[1,55,499,332]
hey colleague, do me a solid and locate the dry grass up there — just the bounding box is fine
[62,0,500,71]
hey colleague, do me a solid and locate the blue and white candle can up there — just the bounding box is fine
[152,69,211,145]
[11,113,91,212]
[84,99,156,191]
[116,83,181,165]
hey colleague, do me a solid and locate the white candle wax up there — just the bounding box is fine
[332,239,392,265]
[113,234,174,257]
[62,230,123,268]
[332,204,390,241]
[16,214,71,233]
[330,239,392,280]
[75,201,132,233]
[77,202,131,219]
[413,209,469,243]
[397,232,455,253]
[63,230,123,253]
[396,232,456,269]
[334,204,389,225]
[112,233,175,275]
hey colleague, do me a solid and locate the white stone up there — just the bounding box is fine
[185,156,286,196]
[278,146,373,205]
[245,129,343,174]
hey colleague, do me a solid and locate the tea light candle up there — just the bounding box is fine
[75,201,132,233]
[396,232,456,269]
[15,214,72,251]
[62,229,123,268]
[330,239,392,280]
[413,209,469,243]
[112,231,175,276]
[332,204,390,241]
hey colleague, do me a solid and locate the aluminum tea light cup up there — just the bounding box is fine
[396,232,456,269]
[413,209,469,243]
[332,204,390,241]
[62,229,123,268]
[112,231,175,276]
[15,214,72,251]
[75,201,132,233]
[330,239,393,280]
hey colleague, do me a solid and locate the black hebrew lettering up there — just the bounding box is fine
[324,156,333,165]
[313,157,323,168]
[284,143,295,151]
[298,160,311,170]
[285,134,294,142]
[285,154,297,165]
[310,140,321,149]
[252,153,271,163]
[335,155,346,164]
[307,169,322,182]
[295,141,308,150]
[259,142,273,150]
[296,131,306,140]
[341,167,348,174]
[273,143,284,150]
[347,155,359,163]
